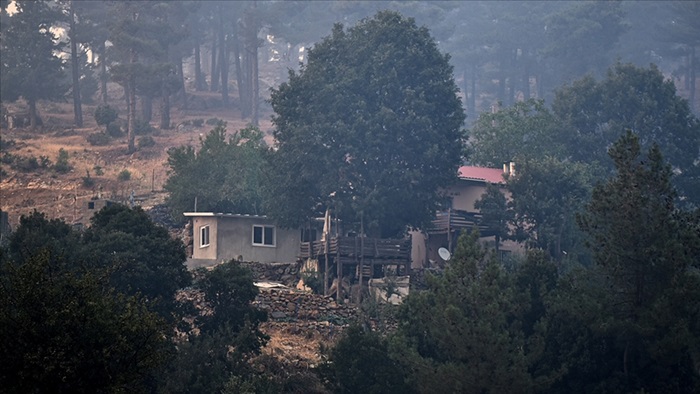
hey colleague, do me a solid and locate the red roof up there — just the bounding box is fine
[458,165,505,184]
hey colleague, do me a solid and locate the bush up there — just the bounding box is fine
[80,71,99,104]
[134,119,155,135]
[138,136,156,149]
[117,169,131,181]
[206,117,221,125]
[94,105,118,127]
[39,155,51,168]
[192,118,204,127]
[53,148,72,174]
[106,122,123,137]
[87,132,111,146]
[82,170,94,187]
[93,165,104,176]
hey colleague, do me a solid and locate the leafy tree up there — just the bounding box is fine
[468,98,565,166]
[507,157,592,264]
[392,231,562,393]
[474,183,512,252]
[576,131,700,392]
[552,62,700,205]
[164,123,269,220]
[6,210,80,265]
[319,324,411,394]
[81,204,191,318]
[268,11,465,237]
[93,104,118,131]
[161,261,268,393]
[0,249,171,393]
[543,1,628,87]
[0,0,66,129]
[195,262,266,337]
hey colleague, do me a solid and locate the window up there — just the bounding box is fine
[200,225,210,248]
[253,225,275,246]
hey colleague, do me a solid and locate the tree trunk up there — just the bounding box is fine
[99,45,108,105]
[160,90,171,129]
[522,57,531,100]
[252,35,259,126]
[69,1,83,127]
[232,28,245,118]
[690,45,696,112]
[470,65,477,120]
[194,38,205,91]
[178,57,187,110]
[218,10,229,107]
[210,26,219,92]
[141,96,152,122]
[28,98,38,131]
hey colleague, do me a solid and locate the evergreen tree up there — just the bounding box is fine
[0,0,66,129]
[576,131,700,392]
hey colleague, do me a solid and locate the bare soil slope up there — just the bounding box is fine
[1,95,272,228]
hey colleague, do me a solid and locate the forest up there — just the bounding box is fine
[1,1,700,393]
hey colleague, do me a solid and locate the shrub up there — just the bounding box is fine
[94,105,118,127]
[82,170,94,187]
[117,169,131,181]
[80,72,99,104]
[205,117,221,125]
[39,155,51,168]
[106,122,123,137]
[93,165,104,176]
[138,136,156,149]
[134,119,154,135]
[87,132,111,146]
[53,149,72,174]
[0,138,16,152]
[192,118,204,127]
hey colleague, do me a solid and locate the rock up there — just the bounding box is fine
[271,311,286,319]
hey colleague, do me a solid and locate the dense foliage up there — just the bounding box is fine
[322,133,700,394]
[0,207,273,393]
[268,11,465,236]
[164,122,269,220]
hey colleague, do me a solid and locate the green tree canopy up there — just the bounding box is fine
[576,131,700,392]
[391,231,562,393]
[164,123,269,220]
[553,62,700,205]
[467,99,565,166]
[268,10,465,237]
[81,204,191,318]
[507,157,592,264]
[0,0,66,129]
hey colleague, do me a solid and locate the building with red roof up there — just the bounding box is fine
[411,162,522,268]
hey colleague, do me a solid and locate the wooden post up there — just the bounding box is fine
[324,237,329,296]
[358,213,364,303]
[447,207,452,253]
[336,238,341,302]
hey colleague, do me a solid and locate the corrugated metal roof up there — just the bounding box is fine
[458,165,506,184]
[183,212,269,218]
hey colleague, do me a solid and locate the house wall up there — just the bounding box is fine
[412,178,521,268]
[191,216,218,260]
[215,216,299,263]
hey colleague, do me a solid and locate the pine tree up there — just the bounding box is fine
[0,0,66,130]
[577,130,700,392]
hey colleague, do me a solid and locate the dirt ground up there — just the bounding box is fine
[0,93,273,228]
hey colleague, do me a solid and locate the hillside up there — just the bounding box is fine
[0,91,274,229]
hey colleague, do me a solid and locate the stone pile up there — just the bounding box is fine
[254,287,358,330]
[242,262,300,287]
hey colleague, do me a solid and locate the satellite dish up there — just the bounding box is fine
[438,247,451,261]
